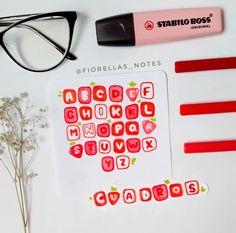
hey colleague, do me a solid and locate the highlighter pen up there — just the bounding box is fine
[95,7,223,46]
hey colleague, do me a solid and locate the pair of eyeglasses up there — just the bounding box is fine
[0,11,77,72]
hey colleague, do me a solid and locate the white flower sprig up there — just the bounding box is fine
[0,93,47,233]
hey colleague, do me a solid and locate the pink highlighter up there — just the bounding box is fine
[95,7,223,46]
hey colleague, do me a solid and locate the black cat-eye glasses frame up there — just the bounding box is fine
[0,11,77,72]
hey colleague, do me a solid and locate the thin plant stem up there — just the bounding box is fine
[14,181,25,224]
[0,158,27,232]
[2,124,19,177]
[18,126,28,232]
[18,173,26,223]
[21,111,29,232]
[24,146,37,171]
[19,177,28,233]
[0,158,15,182]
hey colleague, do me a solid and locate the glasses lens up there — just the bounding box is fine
[3,15,70,71]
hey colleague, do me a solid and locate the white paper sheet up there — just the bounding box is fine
[49,70,172,201]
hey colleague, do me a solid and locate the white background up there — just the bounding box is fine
[0,0,236,233]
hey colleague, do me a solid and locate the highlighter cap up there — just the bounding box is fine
[95,13,135,46]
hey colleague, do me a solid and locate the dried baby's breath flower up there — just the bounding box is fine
[20,92,28,98]
[0,93,47,233]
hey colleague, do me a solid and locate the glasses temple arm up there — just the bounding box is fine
[0,22,77,60]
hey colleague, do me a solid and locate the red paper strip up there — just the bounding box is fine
[184,140,236,153]
[180,101,236,115]
[175,57,236,73]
